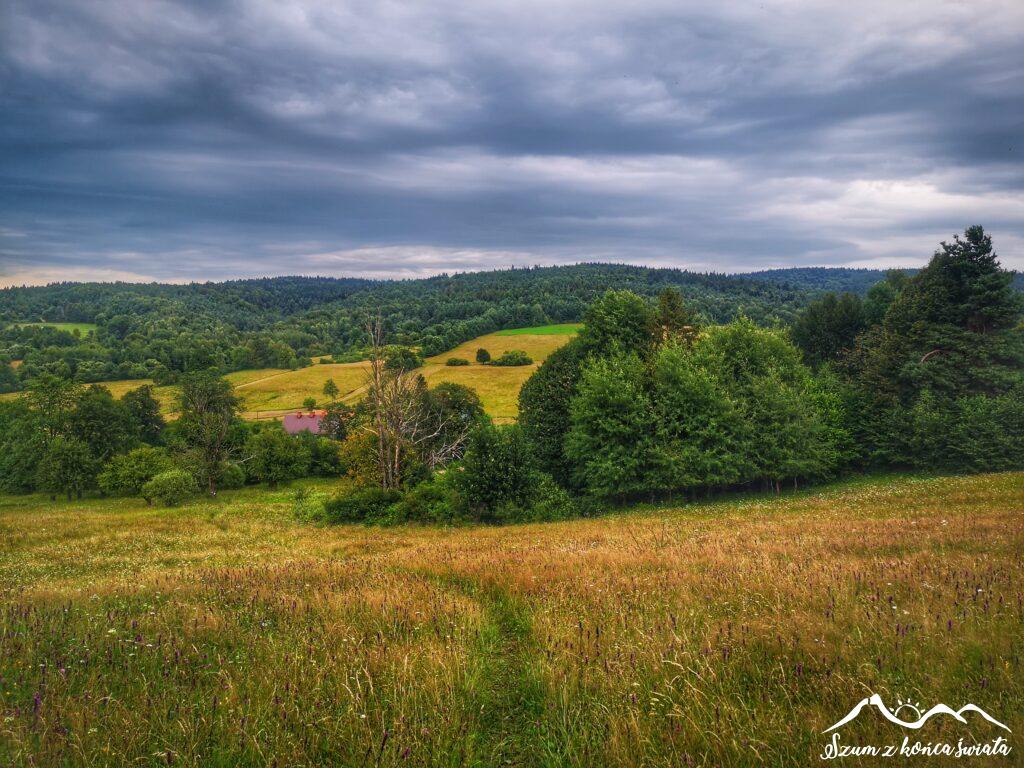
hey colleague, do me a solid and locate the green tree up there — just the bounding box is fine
[122,385,165,444]
[475,348,491,364]
[579,289,656,358]
[384,346,423,372]
[565,353,658,499]
[861,270,907,326]
[245,428,311,489]
[518,338,587,486]
[0,402,47,493]
[0,361,20,394]
[322,378,340,401]
[790,292,864,367]
[176,372,242,494]
[303,396,317,410]
[68,385,136,463]
[420,382,486,467]
[656,287,699,343]
[36,436,96,500]
[651,343,746,491]
[455,423,537,522]
[98,446,174,496]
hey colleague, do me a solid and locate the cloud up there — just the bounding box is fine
[1,0,1022,284]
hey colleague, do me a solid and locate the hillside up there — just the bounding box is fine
[2,471,1020,765]
[0,265,813,388]
[745,266,1024,293]
[4,325,580,423]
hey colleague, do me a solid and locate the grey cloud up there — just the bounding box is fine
[1,0,1023,286]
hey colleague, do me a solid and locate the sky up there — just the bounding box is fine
[1,0,1023,286]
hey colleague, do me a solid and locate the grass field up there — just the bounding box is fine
[3,326,578,422]
[11,322,97,336]
[0,472,1020,766]
[493,323,582,336]
[234,325,579,419]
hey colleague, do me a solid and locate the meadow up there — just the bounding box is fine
[13,325,580,422]
[1,471,1021,766]
[10,322,97,337]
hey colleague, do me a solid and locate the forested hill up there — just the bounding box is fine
[741,267,902,294]
[0,262,1015,387]
[1,264,813,386]
[745,266,1024,294]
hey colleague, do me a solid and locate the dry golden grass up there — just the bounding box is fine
[1,472,1021,766]
[4,327,577,423]
[231,363,370,413]
[422,363,539,422]
[426,324,577,365]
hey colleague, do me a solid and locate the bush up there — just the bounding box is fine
[387,475,460,524]
[475,348,491,364]
[98,447,173,496]
[445,357,470,366]
[490,350,533,366]
[323,487,402,524]
[526,474,578,522]
[245,427,312,489]
[219,462,246,489]
[142,470,198,507]
[454,423,536,521]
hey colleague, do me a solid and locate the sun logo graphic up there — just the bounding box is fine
[892,697,923,723]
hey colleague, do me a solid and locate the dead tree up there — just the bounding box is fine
[362,317,472,489]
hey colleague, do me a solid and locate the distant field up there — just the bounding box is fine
[12,321,97,336]
[5,326,579,422]
[233,325,579,418]
[427,325,577,367]
[0,471,1020,766]
[233,363,370,413]
[493,323,581,336]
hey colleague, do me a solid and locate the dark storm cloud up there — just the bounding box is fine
[1,0,1023,285]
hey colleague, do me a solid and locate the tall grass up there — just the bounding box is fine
[1,473,1021,766]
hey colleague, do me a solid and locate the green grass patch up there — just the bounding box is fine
[13,321,97,336]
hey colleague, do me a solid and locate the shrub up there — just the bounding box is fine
[475,348,491,364]
[526,474,578,522]
[323,487,402,524]
[445,357,470,366]
[142,470,198,507]
[454,424,536,522]
[387,476,460,524]
[219,462,247,489]
[338,432,381,486]
[490,350,533,366]
[98,447,174,496]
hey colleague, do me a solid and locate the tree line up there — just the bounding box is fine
[0,265,820,391]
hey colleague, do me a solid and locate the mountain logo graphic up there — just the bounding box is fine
[824,694,1011,733]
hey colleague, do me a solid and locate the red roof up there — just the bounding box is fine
[283,411,325,434]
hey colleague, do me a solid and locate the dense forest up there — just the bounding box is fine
[0,265,820,389]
